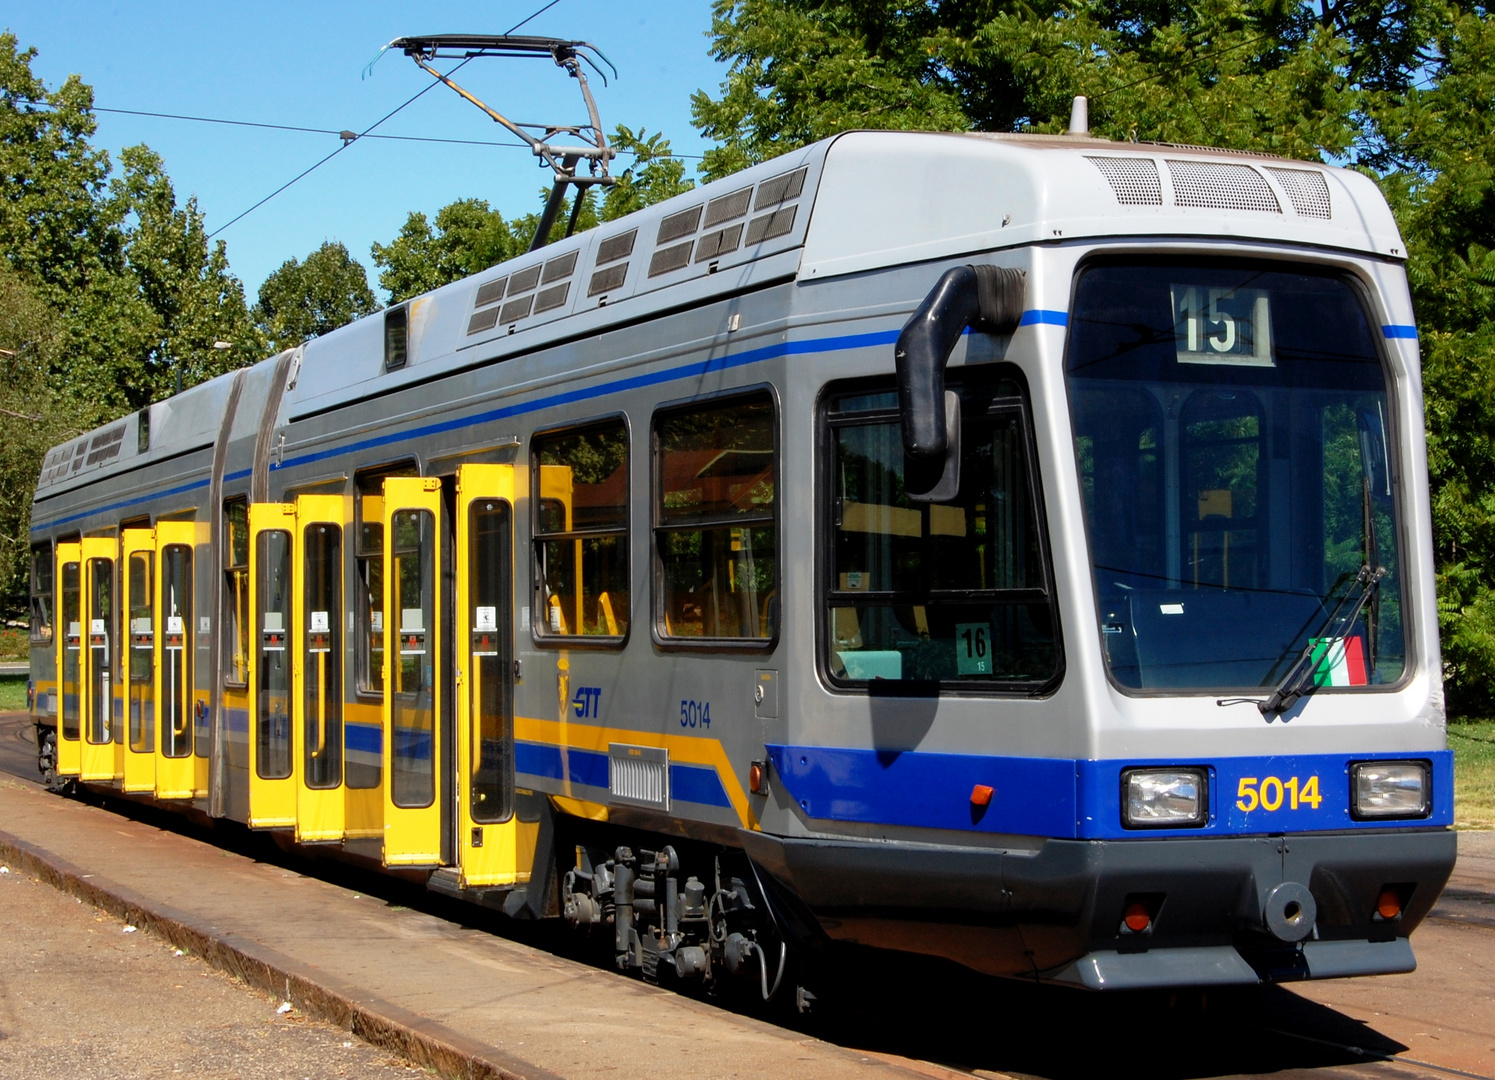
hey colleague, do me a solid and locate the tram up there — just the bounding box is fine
[26,124,1455,994]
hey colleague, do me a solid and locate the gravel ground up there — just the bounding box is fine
[0,863,424,1080]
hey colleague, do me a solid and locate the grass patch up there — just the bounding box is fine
[1451,721,1495,830]
[0,674,28,711]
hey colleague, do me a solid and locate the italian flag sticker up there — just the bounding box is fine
[1310,636,1368,686]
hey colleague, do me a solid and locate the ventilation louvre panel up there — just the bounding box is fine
[541,251,578,285]
[1087,156,1163,205]
[609,744,668,810]
[696,223,744,263]
[473,277,507,308]
[1265,167,1332,218]
[595,230,636,265]
[649,241,694,277]
[704,187,752,228]
[507,265,542,295]
[589,263,628,296]
[1167,160,1280,213]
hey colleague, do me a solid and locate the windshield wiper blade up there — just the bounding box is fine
[1241,564,1385,719]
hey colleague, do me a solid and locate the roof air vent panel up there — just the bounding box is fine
[507,265,543,295]
[658,206,703,244]
[704,187,752,228]
[1087,156,1163,206]
[596,229,636,265]
[1167,160,1281,213]
[754,166,807,210]
[1265,167,1332,219]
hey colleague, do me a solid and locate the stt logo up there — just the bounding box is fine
[572,686,601,719]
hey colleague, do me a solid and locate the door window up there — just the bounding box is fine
[302,523,342,789]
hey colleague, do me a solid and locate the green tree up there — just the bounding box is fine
[1373,6,1495,713]
[372,126,693,302]
[371,198,523,303]
[691,1,969,179]
[0,263,86,603]
[689,0,1447,173]
[600,126,697,218]
[0,32,117,297]
[255,241,380,351]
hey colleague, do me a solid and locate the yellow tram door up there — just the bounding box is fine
[455,465,534,887]
[154,521,197,799]
[247,504,296,828]
[55,542,82,779]
[381,477,443,867]
[121,529,156,793]
[293,496,345,842]
[78,537,117,782]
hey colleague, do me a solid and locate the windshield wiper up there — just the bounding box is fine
[1225,564,1385,719]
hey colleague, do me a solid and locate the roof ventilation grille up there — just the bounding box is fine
[1265,167,1332,219]
[1086,156,1163,206]
[1167,160,1281,213]
[469,250,578,334]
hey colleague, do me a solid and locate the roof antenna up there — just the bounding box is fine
[383,34,619,251]
[1066,95,1089,136]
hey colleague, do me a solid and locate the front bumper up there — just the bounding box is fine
[740,828,1457,988]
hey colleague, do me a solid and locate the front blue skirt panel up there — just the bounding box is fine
[766,745,1455,839]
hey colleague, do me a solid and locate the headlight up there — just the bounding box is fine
[1122,768,1207,828]
[1352,761,1430,819]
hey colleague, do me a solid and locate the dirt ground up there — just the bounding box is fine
[0,862,421,1080]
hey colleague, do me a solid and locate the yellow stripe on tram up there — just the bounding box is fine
[513,714,756,830]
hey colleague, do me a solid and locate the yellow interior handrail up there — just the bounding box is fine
[548,594,569,635]
[598,591,618,636]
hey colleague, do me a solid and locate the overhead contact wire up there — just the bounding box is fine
[206,0,566,238]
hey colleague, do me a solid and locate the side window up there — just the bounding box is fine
[30,543,53,644]
[654,392,777,642]
[354,463,417,694]
[533,419,630,639]
[223,499,249,686]
[823,375,1059,688]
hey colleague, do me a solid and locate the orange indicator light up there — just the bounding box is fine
[970,784,994,807]
[1376,889,1402,920]
[1124,901,1152,933]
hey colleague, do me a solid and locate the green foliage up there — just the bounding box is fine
[601,126,696,220]
[371,198,524,304]
[0,36,262,609]
[0,262,86,607]
[371,126,693,303]
[254,241,380,351]
[691,0,969,179]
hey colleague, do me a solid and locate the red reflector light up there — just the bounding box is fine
[1377,888,1402,920]
[970,784,994,807]
[1124,901,1151,933]
[749,762,765,795]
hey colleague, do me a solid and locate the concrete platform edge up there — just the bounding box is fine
[0,826,566,1080]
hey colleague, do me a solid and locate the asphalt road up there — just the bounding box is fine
[1,708,1491,1080]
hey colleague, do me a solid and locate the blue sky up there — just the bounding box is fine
[7,1,727,300]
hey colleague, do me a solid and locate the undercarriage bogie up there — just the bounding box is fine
[561,842,788,1000]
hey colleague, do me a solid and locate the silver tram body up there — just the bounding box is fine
[27,130,1455,992]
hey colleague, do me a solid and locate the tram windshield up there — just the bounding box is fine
[1066,261,1404,691]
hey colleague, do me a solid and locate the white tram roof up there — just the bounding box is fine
[36,129,1404,501]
